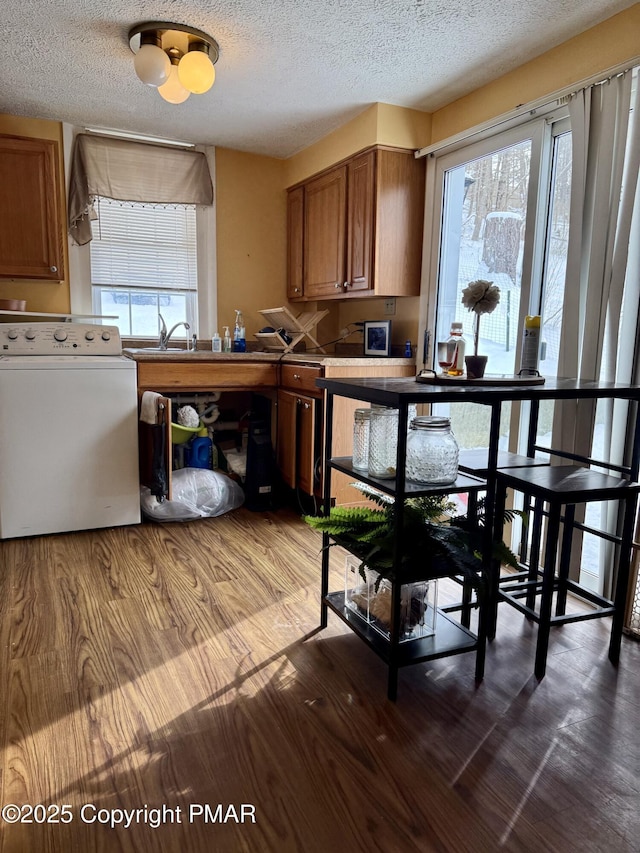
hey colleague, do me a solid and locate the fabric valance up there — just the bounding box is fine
[68,133,213,245]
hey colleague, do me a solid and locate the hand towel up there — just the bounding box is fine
[140,390,162,425]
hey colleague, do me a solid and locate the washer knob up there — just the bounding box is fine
[25,329,36,341]
[101,330,111,341]
[7,329,19,340]
[85,330,96,341]
[53,328,68,342]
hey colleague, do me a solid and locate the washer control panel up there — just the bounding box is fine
[0,323,123,355]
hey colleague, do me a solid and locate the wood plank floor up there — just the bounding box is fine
[1,507,639,852]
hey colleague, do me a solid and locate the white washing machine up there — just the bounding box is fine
[0,322,141,539]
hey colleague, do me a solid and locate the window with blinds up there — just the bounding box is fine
[90,198,198,338]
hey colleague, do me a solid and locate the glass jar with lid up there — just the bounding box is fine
[406,416,459,485]
[352,408,372,471]
[368,406,399,479]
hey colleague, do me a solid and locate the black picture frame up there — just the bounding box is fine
[363,320,392,357]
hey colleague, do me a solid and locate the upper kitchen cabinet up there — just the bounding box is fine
[0,135,64,281]
[302,162,347,299]
[287,185,305,300]
[288,146,425,301]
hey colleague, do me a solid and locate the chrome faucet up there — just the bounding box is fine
[158,313,191,350]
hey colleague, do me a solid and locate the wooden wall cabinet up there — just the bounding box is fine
[0,135,64,281]
[287,185,305,300]
[302,163,348,299]
[287,146,425,302]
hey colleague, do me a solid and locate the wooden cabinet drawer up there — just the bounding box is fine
[280,364,323,395]
[136,360,278,392]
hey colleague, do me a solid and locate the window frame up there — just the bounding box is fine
[63,124,218,341]
[89,198,199,339]
[421,117,554,364]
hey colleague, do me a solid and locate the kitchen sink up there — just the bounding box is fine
[124,347,195,353]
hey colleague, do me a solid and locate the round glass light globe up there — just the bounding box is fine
[178,51,215,94]
[133,44,171,87]
[158,66,191,104]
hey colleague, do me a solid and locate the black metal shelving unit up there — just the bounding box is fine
[317,381,490,700]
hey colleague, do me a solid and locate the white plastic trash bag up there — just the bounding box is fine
[141,467,244,521]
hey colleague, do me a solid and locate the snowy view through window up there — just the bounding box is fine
[435,135,573,452]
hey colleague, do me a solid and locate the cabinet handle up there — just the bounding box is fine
[50,266,58,273]
[334,282,342,289]
[303,402,310,409]
[293,373,300,380]
[343,281,350,289]
[293,287,300,293]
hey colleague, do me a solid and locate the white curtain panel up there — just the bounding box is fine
[551,71,640,594]
[554,71,638,460]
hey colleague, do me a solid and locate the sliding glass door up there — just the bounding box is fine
[425,114,571,453]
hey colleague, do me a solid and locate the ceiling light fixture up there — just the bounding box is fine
[128,21,219,104]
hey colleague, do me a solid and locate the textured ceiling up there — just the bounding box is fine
[1,0,637,158]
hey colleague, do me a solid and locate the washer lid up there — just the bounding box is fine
[0,355,135,369]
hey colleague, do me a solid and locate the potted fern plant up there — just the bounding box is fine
[305,485,520,638]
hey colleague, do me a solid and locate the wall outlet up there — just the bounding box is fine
[383,297,396,316]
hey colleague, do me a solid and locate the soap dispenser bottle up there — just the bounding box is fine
[233,310,246,353]
[222,326,232,352]
[212,331,222,353]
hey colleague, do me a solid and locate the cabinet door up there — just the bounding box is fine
[287,186,304,301]
[296,394,318,495]
[138,394,172,500]
[0,135,64,281]
[304,165,346,299]
[373,148,426,297]
[276,388,318,495]
[346,151,374,293]
[276,389,298,489]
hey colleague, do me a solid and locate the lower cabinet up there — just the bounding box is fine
[276,388,321,496]
[133,355,414,503]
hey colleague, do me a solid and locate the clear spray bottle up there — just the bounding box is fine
[233,310,246,353]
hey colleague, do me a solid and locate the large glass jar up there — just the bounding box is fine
[368,406,399,479]
[406,404,418,431]
[406,416,459,485]
[352,408,371,471]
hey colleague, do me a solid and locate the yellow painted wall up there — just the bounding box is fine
[285,103,431,187]
[0,114,70,314]
[431,5,640,144]
[338,296,419,354]
[215,147,288,341]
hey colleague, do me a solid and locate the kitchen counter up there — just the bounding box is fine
[123,348,413,368]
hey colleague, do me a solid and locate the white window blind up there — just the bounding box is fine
[90,198,198,337]
[90,198,196,291]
